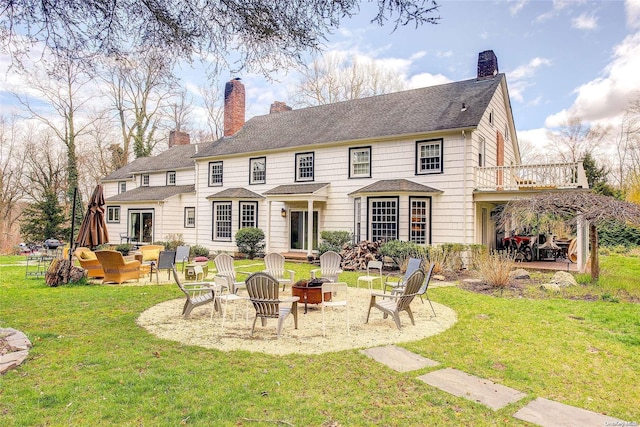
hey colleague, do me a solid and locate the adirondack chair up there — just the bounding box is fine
[383,257,423,294]
[366,268,425,329]
[245,272,299,338]
[213,253,247,294]
[171,266,215,319]
[392,262,437,317]
[311,251,343,282]
[94,250,141,284]
[263,252,295,291]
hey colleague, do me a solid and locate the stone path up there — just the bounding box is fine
[0,328,31,375]
[362,344,631,426]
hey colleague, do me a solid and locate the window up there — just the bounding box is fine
[118,181,126,194]
[249,157,266,184]
[349,146,371,178]
[504,123,509,141]
[184,207,195,228]
[416,139,443,174]
[489,109,494,126]
[209,161,223,186]
[354,198,361,243]
[478,136,486,167]
[107,206,120,223]
[239,201,258,228]
[141,174,150,186]
[369,198,398,242]
[295,152,314,182]
[212,202,232,241]
[409,197,430,244]
[167,171,176,185]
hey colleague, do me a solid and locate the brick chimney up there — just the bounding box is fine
[224,78,245,136]
[477,50,499,79]
[168,130,190,148]
[270,101,292,114]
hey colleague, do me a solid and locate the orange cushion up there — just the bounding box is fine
[142,249,160,261]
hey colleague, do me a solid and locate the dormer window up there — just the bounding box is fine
[142,174,150,186]
[118,181,126,194]
[167,171,176,186]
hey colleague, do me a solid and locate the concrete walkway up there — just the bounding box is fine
[361,344,631,426]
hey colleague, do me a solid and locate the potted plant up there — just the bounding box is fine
[115,243,133,256]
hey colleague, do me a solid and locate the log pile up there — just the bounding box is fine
[45,259,86,287]
[340,241,384,271]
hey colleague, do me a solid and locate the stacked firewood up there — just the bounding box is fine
[45,259,86,287]
[340,240,384,271]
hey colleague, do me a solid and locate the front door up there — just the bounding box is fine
[290,210,318,251]
[129,210,154,244]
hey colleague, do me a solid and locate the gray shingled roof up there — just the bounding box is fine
[206,188,264,199]
[348,179,442,195]
[105,185,195,202]
[263,183,329,195]
[194,75,504,159]
[103,142,212,180]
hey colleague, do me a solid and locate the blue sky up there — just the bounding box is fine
[235,0,640,156]
[2,0,639,159]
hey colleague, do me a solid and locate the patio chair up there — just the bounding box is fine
[151,250,176,283]
[73,246,105,278]
[321,281,349,337]
[356,260,383,290]
[263,252,295,291]
[175,245,190,272]
[171,266,215,319]
[213,253,247,294]
[392,262,437,317]
[311,251,343,282]
[94,250,141,284]
[210,275,249,331]
[245,272,299,338]
[383,257,423,294]
[366,268,425,330]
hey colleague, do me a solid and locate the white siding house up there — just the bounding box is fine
[102,50,588,258]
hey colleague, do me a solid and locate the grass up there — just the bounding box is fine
[1,255,639,426]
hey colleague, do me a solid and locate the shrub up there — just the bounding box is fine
[235,227,265,259]
[115,243,133,256]
[190,245,210,258]
[476,250,515,291]
[467,244,487,270]
[163,233,184,251]
[380,240,422,271]
[318,231,352,254]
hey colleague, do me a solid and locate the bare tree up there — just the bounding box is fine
[1,1,440,73]
[0,115,25,251]
[101,50,178,162]
[198,83,224,142]
[612,98,640,200]
[292,52,409,107]
[166,88,194,134]
[545,117,608,163]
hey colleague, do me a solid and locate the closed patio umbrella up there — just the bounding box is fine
[76,184,110,249]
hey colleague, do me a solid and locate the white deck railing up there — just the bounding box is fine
[475,162,588,191]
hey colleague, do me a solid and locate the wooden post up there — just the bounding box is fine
[589,223,599,282]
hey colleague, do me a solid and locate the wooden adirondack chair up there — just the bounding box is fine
[366,269,425,329]
[245,272,299,338]
[263,252,295,291]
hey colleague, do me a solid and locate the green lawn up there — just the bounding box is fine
[1,256,638,426]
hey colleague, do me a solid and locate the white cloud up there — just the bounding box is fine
[509,0,529,15]
[550,32,640,124]
[572,13,598,30]
[535,0,571,22]
[407,73,451,89]
[436,50,453,58]
[506,57,551,102]
[627,0,640,29]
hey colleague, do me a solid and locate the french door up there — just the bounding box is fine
[290,210,318,250]
[129,210,154,244]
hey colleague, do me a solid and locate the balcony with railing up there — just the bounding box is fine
[475,162,588,192]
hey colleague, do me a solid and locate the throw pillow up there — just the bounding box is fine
[142,249,160,261]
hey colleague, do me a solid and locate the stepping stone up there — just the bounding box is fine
[360,345,440,372]
[513,397,629,427]
[417,368,526,410]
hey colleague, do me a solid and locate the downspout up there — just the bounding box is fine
[462,130,468,245]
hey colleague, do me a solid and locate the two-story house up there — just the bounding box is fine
[103,50,588,259]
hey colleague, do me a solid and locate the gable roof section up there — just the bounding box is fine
[263,183,329,195]
[105,185,195,202]
[206,188,264,199]
[194,75,504,159]
[103,142,212,181]
[349,179,442,196]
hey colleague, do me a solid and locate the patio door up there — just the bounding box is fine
[129,210,154,244]
[290,210,318,250]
